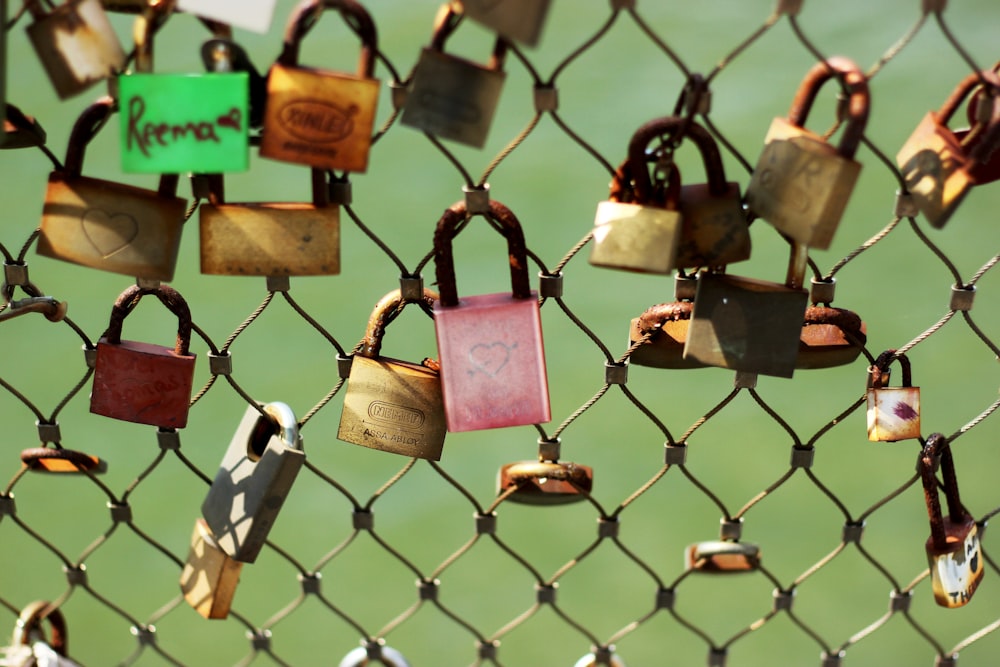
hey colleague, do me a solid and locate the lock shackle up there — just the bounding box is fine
[21,447,104,473]
[133,2,233,73]
[867,349,911,390]
[804,305,866,339]
[255,401,301,453]
[203,169,330,207]
[278,0,378,78]
[940,70,1000,163]
[12,600,68,655]
[636,301,693,335]
[360,287,439,358]
[624,117,686,207]
[103,284,193,357]
[433,199,532,308]
[785,241,809,291]
[920,433,969,552]
[786,56,870,159]
[428,3,508,71]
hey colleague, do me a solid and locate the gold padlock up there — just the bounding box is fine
[745,57,870,250]
[338,288,447,460]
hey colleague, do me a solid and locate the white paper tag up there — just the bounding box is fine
[176,0,277,34]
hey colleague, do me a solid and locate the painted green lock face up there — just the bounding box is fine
[118,72,249,174]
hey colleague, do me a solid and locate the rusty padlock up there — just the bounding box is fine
[797,302,867,369]
[685,540,761,573]
[457,0,550,47]
[21,446,106,474]
[37,97,187,281]
[179,518,243,619]
[338,288,447,460]
[400,3,507,148]
[866,350,920,442]
[955,82,1000,185]
[920,434,983,608]
[25,0,126,99]
[261,0,381,173]
[745,57,870,250]
[498,457,593,505]
[896,69,1000,227]
[432,200,550,432]
[198,169,340,277]
[628,273,705,369]
[90,284,197,429]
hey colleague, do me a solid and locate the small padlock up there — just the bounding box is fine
[198,170,340,277]
[456,0,550,47]
[117,5,250,173]
[25,0,126,99]
[201,401,305,563]
[745,56,870,250]
[685,540,761,573]
[920,434,983,608]
[796,304,867,369]
[2,601,81,667]
[179,518,243,619]
[896,69,1000,228]
[176,0,278,34]
[498,460,593,505]
[432,200,550,432]
[866,350,920,442]
[338,288,447,460]
[261,0,380,173]
[90,284,197,429]
[400,3,507,148]
[628,274,705,369]
[20,447,106,474]
[37,97,188,281]
[683,242,810,378]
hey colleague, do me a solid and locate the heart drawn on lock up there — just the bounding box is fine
[81,208,139,258]
[468,342,517,378]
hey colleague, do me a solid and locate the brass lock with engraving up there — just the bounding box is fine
[866,350,920,442]
[745,57,870,250]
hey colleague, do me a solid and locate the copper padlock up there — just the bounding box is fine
[198,169,340,277]
[797,304,867,369]
[456,0,550,47]
[338,288,447,460]
[920,434,983,608]
[432,200,550,432]
[37,97,187,281]
[746,57,869,250]
[400,3,507,148]
[685,540,761,573]
[26,0,126,99]
[261,0,380,173]
[866,350,920,442]
[628,274,705,369]
[90,284,197,429]
[179,518,243,619]
[498,460,593,505]
[896,69,1000,228]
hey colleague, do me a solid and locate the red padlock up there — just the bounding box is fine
[90,284,196,428]
[432,200,551,432]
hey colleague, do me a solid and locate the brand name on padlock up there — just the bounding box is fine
[277,100,358,143]
[367,400,426,429]
[126,96,243,158]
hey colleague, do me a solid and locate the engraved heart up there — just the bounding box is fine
[468,342,516,378]
[81,208,139,258]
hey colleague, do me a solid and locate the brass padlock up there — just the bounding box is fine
[896,69,1000,228]
[797,305,867,369]
[683,242,810,378]
[400,3,507,148]
[685,540,761,573]
[745,57,870,250]
[25,0,126,99]
[179,518,244,619]
[920,434,983,608]
[338,288,447,460]
[866,350,920,442]
[198,169,340,277]
[90,284,197,429]
[457,0,550,47]
[628,274,705,369]
[4,601,80,666]
[201,401,305,563]
[498,460,593,505]
[37,97,187,281]
[261,0,380,173]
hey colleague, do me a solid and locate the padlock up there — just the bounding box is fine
[198,170,340,277]
[685,540,761,573]
[20,447,106,474]
[866,350,920,442]
[683,242,810,378]
[432,199,550,432]
[896,69,1000,227]
[176,0,278,34]
[745,56,870,250]
[338,644,410,667]
[400,3,507,148]
[796,305,867,369]
[498,460,593,505]
[457,0,550,47]
[201,401,305,563]
[955,83,1000,185]
[37,97,188,281]
[260,0,380,173]
[2,104,47,151]
[920,433,983,608]
[627,274,705,369]
[117,4,250,173]
[179,518,243,619]
[573,651,626,667]
[2,601,81,667]
[25,0,126,99]
[338,288,447,460]
[90,284,197,428]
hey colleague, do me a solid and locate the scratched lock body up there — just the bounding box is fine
[37,98,187,281]
[179,518,243,620]
[261,0,380,172]
[866,351,920,442]
[338,288,447,460]
[432,200,550,432]
[201,402,305,563]
[90,284,197,428]
[745,57,869,250]
[26,0,126,99]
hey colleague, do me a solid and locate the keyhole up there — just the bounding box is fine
[246,414,278,462]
